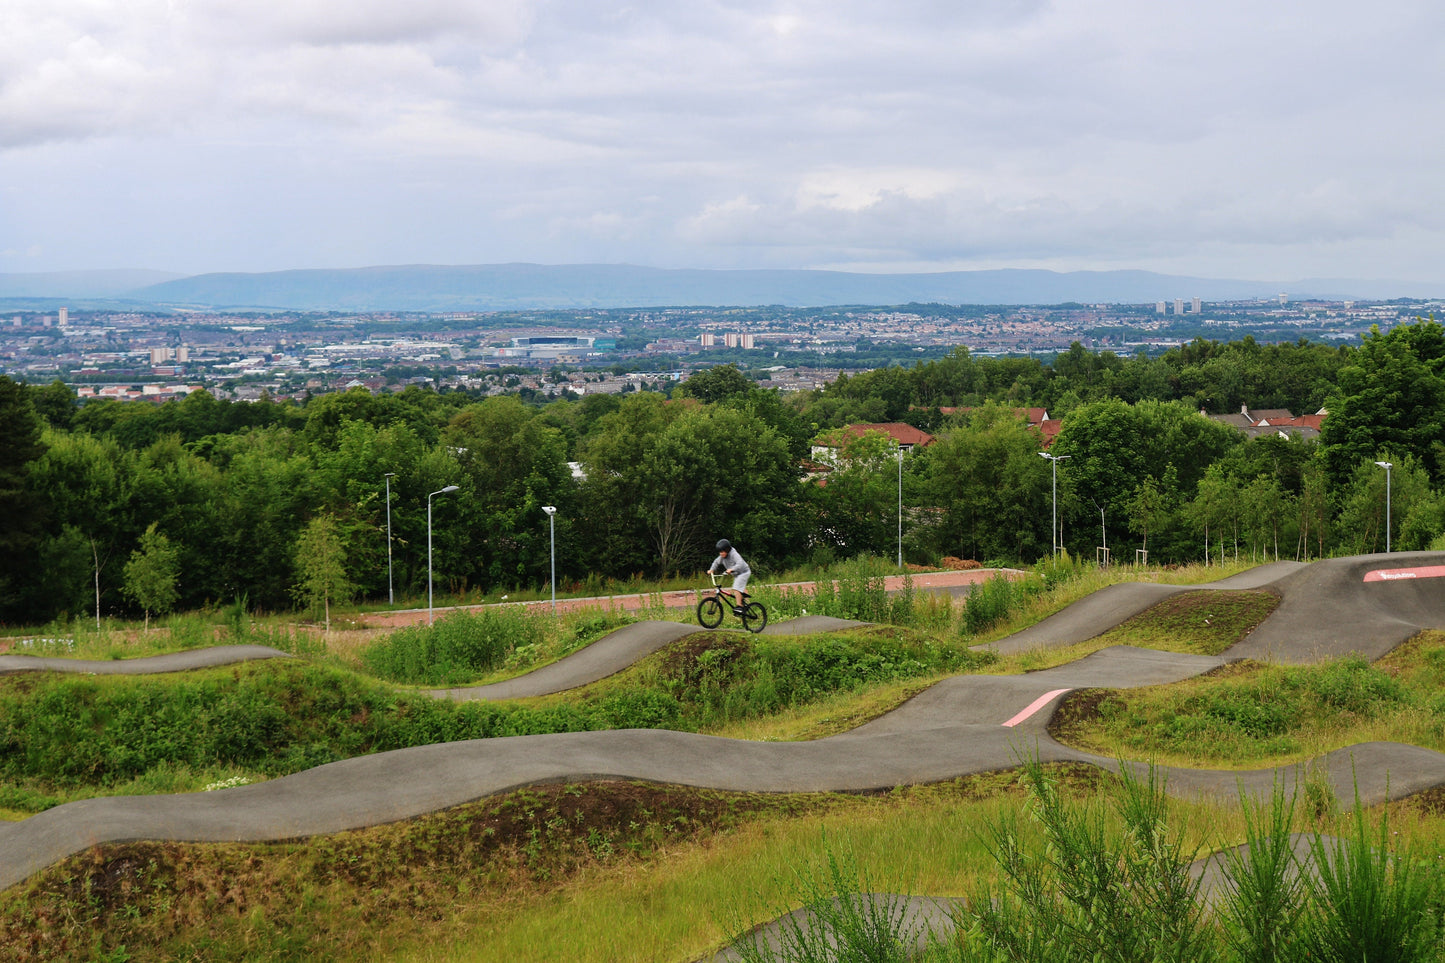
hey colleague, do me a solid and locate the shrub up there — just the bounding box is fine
[962,573,1032,636]
[360,607,546,685]
[1299,787,1443,962]
[962,762,1215,962]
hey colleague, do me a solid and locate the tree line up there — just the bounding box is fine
[1,320,1440,626]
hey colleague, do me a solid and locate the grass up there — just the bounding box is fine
[1088,590,1281,656]
[1051,630,1445,768]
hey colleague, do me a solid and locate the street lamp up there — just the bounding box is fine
[1375,461,1392,553]
[427,485,460,624]
[542,506,558,611]
[1039,452,1071,557]
[896,448,904,568]
[384,473,396,606]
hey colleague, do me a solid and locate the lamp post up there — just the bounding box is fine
[1375,461,1392,553]
[1039,452,1071,557]
[542,506,557,611]
[384,472,396,606]
[896,448,904,568]
[427,485,460,624]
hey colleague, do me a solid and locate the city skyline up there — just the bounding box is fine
[2,1,1443,283]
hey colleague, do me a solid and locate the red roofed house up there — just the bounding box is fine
[836,422,935,451]
[810,422,936,470]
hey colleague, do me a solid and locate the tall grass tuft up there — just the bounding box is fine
[1299,782,1442,962]
[961,573,1036,637]
[360,607,546,685]
[1217,784,1308,963]
[961,760,1216,962]
[753,558,928,627]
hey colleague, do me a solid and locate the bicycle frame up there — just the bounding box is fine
[697,573,767,633]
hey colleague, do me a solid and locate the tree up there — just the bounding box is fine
[677,364,753,404]
[0,377,47,622]
[1334,454,1433,555]
[207,427,317,610]
[1240,475,1291,561]
[27,429,133,626]
[635,406,798,576]
[916,406,1052,562]
[442,396,572,589]
[1320,320,1445,488]
[1296,460,1330,560]
[1184,465,1239,564]
[123,523,180,630]
[1127,473,1171,560]
[576,393,684,578]
[811,428,902,560]
[28,378,77,430]
[293,513,353,632]
[1052,399,1237,562]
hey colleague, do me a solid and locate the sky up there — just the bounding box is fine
[2,0,1443,282]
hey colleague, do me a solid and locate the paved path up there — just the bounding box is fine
[0,644,291,676]
[976,551,1445,664]
[3,553,1445,903]
[978,561,1304,655]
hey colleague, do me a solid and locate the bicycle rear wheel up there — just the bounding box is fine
[697,596,725,629]
[741,601,768,634]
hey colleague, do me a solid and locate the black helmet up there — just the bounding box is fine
[716,539,732,552]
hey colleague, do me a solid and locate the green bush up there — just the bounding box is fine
[360,607,546,685]
[963,573,1038,636]
[1309,657,1410,714]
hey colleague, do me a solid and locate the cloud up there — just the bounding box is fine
[1,0,1443,279]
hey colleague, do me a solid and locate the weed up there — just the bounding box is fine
[360,607,546,685]
[961,761,1215,962]
[962,572,1037,637]
[1300,783,1442,962]
[1217,784,1308,963]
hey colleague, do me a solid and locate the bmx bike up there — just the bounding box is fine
[697,573,768,633]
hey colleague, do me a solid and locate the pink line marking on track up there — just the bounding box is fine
[1363,565,1445,582]
[1001,688,1073,728]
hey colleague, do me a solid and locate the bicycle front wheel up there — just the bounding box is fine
[697,596,725,629]
[741,601,768,634]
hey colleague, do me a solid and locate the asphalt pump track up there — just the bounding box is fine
[4,551,1445,942]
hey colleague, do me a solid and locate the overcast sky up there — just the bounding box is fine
[2,0,1443,281]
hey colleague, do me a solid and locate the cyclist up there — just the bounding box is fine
[708,539,751,610]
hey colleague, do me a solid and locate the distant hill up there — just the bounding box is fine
[7,264,1444,311]
[127,264,1445,311]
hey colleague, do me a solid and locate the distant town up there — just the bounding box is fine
[0,295,1437,403]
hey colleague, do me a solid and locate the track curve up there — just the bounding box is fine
[428,615,870,701]
[978,551,1445,663]
[0,644,291,676]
